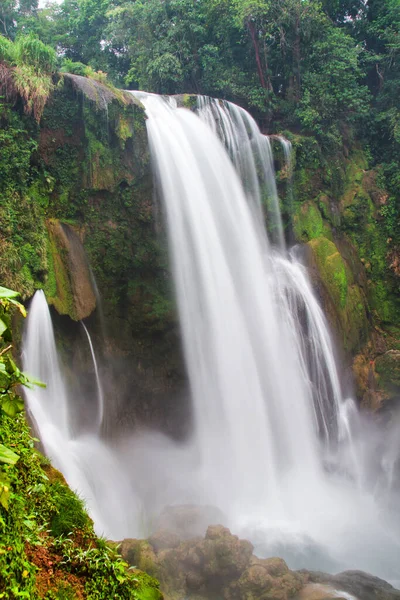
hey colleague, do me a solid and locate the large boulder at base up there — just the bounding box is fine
[226,556,304,600]
[118,519,400,600]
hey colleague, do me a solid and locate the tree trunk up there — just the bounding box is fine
[247,19,267,90]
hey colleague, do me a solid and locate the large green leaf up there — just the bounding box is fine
[1,395,24,417]
[0,443,19,465]
[0,286,19,299]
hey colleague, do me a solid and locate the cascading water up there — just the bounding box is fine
[23,291,140,539]
[130,92,400,578]
[22,93,400,581]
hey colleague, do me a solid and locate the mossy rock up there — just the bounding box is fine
[308,236,368,352]
[226,557,304,600]
[45,219,96,320]
[131,570,164,600]
[308,237,348,309]
[120,539,159,578]
[293,201,329,242]
[375,350,400,393]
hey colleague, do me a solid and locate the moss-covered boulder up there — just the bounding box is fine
[226,557,304,600]
[120,524,307,600]
[120,539,159,578]
[45,219,96,320]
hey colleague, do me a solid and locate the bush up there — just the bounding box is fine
[14,33,57,74]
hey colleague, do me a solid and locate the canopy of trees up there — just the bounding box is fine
[0,0,399,211]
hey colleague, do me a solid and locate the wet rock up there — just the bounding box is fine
[200,525,254,584]
[63,73,139,110]
[119,539,158,578]
[375,351,400,394]
[119,525,400,600]
[46,219,97,320]
[226,557,304,600]
[306,570,400,600]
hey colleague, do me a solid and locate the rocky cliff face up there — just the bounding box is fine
[1,73,186,436]
[274,136,400,413]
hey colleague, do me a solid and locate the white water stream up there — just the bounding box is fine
[81,321,104,428]
[23,95,400,581]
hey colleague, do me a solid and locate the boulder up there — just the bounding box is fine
[226,557,304,600]
[306,570,400,600]
[119,539,158,578]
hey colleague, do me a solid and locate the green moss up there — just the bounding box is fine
[375,351,400,392]
[45,219,76,318]
[293,201,328,242]
[0,411,162,599]
[117,114,133,147]
[182,94,197,109]
[339,153,400,327]
[43,232,58,299]
[310,237,348,308]
[308,236,369,351]
[49,481,91,537]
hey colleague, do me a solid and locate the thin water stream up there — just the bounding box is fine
[81,321,104,429]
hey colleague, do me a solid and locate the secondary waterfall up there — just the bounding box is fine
[23,291,139,539]
[23,94,400,580]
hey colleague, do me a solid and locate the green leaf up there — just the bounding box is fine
[0,470,11,511]
[0,443,19,465]
[8,299,27,318]
[0,319,7,337]
[1,395,24,417]
[0,286,19,299]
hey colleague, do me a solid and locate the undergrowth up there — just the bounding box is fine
[0,412,162,599]
[0,33,57,122]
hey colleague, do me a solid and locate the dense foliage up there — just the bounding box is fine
[2,0,398,187]
[0,0,398,320]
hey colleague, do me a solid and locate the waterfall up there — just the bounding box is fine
[23,290,70,439]
[197,96,284,249]
[23,291,140,539]
[277,136,294,221]
[130,91,400,578]
[22,94,400,580]
[81,321,104,428]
